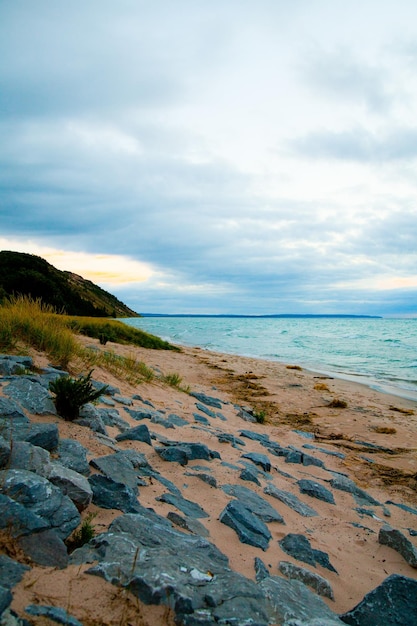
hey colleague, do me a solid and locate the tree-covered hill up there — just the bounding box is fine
[0,251,139,317]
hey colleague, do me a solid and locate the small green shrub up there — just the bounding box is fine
[253,409,266,424]
[49,370,108,420]
[66,513,96,552]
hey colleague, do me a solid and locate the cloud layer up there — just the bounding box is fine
[1,1,417,315]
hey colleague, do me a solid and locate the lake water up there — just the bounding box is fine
[123,316,417,402]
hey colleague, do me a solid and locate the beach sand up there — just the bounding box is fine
[5,336,417,625]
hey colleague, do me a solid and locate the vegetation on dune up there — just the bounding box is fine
[0,297,178,386]
[66,316,179,351]
[49,370,108,420]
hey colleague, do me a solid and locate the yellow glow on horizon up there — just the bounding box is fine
[336,274,417,291]
[0,239,154,285]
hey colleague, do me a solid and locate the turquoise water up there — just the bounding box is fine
[123,317,417,401]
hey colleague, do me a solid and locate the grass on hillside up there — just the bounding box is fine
[0,297,178,385]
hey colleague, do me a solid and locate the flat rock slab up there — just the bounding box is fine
[279,533,337,573]
[264,484,318,517]
[8,441,50,475]
[90,451,147,493]
[156,442,219,464]
[259,576,343,625]
[297,479,336,504]
[330,474,380,507]
[75,509,272,626]
[378,525,417,567]
[190,392,223,408]
[25,604,83,626]
[279,561,334,599]
[45,463,93,511]
[0,469,80,540]
[89,474,141,513]
[3,377,56,415]
[222,484,285,524]
[116,423,152,445]
[18,529,68,568]
[219,499,272,551]
[339,573,417,626]
[167,511,210,537]
[57,439,90,476]
[0,493,48,537]
[156,492,209,519]
[241,452,271,472]
[0,555,30,590]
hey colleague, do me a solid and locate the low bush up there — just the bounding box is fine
[49,370,108,420]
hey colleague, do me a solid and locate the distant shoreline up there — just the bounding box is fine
[139,313,382,319]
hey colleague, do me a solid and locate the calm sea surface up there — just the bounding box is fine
[123,317,417,402]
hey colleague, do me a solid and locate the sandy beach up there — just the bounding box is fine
[4,336,417,625]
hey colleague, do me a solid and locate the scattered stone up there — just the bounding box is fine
[330,474,380,507]
[240,467,261,485]
[0,436,11,469]
[88,474,141,513]
[222,484,285,524]
[236,406,257,423]
[195,402,216,418]
[279,561,334,600]
[217,432,245,447]
[156,446,189,465]
[156,442,219,464]
[166,512,209,537]
[0,555,30,589]
[254,557,270,582]
[259,576,343,625]
[116,423,152,445]
[219,499,272,550]
[239,430,270,444]
[242,452,271,472]
[22,422,59,451]
[354,507,382,520]
[45,463,93,511]
[18,529,68,568]
[166,413,189,427]
[303,443,346,459]
[385,500,417,516]
[0,469,80,539]
[24,604,83,626]
[98,408,130,431]
[57,439,90,476]
[157,492,209,519]
[3,378,56,415]
[113,395,133,406]
[76,404,108,435]
[264,484,318,517]
[339,573,417,626]
[297,479,335,504]
[378,525,417,567]
[185,472,217,488]
[0,586,12,617]
[190,392,223,408]
[193,413,209,425]
[90,451,143,493]
[0,493,48,537]
[0,355,33,376]
[279,534,337,573]
[125,407,160,421]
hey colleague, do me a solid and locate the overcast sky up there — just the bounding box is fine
[1,1,417,316]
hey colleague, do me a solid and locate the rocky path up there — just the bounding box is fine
[0,352,416,626]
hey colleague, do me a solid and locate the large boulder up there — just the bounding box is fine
[3,377,56,415]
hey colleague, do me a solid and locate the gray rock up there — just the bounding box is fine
[82,510,271,625]
[259,576,343,625]
[45,463,93,511]
[297,479,335,504]
[24,605,83,626]
[0,469,80,539]
[385,500,417,515]
[378,525,417,567]
[190,392,223,408]
[239,430,270,444]
[157,492,209,519]
[116,423,152,445]
[150,414,175,428]
[303,443,346,459]
[156,442,218,464]
[330,474,380,507]
[217,432,245,447]
[3,378,56,415]
[22,422,59,451]
[8,440,51,474]
[0,555,30,589]
[195,402,216,418]
[167,512,210,537]
[0,436,10,468]
[113,395,133,406]
[254,557,270,582]
[88,474,141,513]
[0,355,33,376]
[166,413,189,427]
[279,534,337,573]
[222,484,285,523]
[279,561,334,599]
[264,484,319,517]
[156,445,189,465]
[242,452,271,472]
[90,451,143,492]
[193,413,209,425]
[0,585,12,617]
[0,396,29,422]
[219,499,271,550]
[76,404,108,435]
[185,472,217,488]
[339,573,417,626]
[240,467,261,485]
[236,406,258,423]
[57,439,90,476]
[125,407,160,421]
[0,493,48,537]
[98,408,130,432]
[18,529,68,568]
